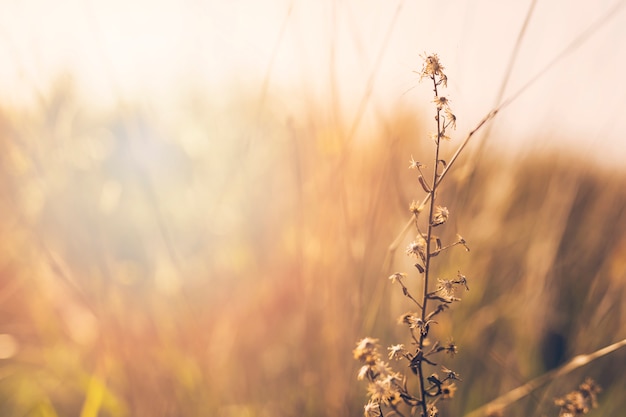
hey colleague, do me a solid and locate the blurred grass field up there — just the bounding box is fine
[0,77,624,417]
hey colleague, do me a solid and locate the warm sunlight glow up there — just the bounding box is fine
[1,1,625,416]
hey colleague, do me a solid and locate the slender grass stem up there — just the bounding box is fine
[416,74,443,417]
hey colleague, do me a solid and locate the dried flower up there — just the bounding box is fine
[372,360,394,379]
[367,379,400,406]
[456,271,470,291]
[388,344,405,360]
[406,235,427,259]
[456,234,470,251]
[441,365,461,381]
[444,339,458,357]
[441,382,457,399]
[363,400,381,417]
[433,96,451,111]
[367,381,388,404]
[444,107,457,130]
[381,371,403,388]
[439,73,448,87]
[554,378,601,416]
[436,278,456,300]
[432,206,449,226]
[357,365,370,381]
[410,200,423,215]
[354,338,380,365]
[419,53,447,85]
[388,272,407,285]
[399,312,420,328]
[409,155,424,170]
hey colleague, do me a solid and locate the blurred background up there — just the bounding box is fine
[0,0,625,416]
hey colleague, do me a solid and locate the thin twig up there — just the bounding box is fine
[464,338,626,417]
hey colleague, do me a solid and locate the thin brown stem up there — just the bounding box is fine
[416,74,443,417]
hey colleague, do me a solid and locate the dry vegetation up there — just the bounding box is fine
[0,70,624,417]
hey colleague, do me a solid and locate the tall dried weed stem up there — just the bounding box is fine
[354,54,468,417]
[353,54,609,417]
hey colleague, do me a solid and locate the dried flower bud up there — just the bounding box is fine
[419,53,446,82]
[432,206,449,227]
[410,200,423,215]
[388,344,405,360]
[409,156,424,170]
[444,108,457,130]
[456,234,470,251]
[554,378,601,416]
[363,400,381,417]
[427,404,439,417]
[433,96,451,111]
[388,272,407,284]
[441,382,457,399]
[354,338,380,365]
[456,271,470,291]
[406,235,427,260]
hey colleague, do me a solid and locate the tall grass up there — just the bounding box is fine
[0,76,625,417]
[1,4,626,416]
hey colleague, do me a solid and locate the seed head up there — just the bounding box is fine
[432,206,449,227]
[363,400,381,417]
[410,200,423,215]
[444,107,457,130]
[433,96,451,111]
[441,382,457,399]
[409,155,424,170]
[388,344,405,360]
[406,235,427,259]
[388,272,407,285]
[354,338,380,365]
[436,278,456,300]
[419,53,447,85]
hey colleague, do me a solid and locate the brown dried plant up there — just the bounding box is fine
[354,53,468,417]
[554,378,601,417]
[352,53,622,417]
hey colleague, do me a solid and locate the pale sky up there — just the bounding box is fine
[1,0,625,165]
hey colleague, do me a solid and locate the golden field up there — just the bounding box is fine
[0,78,624,417]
